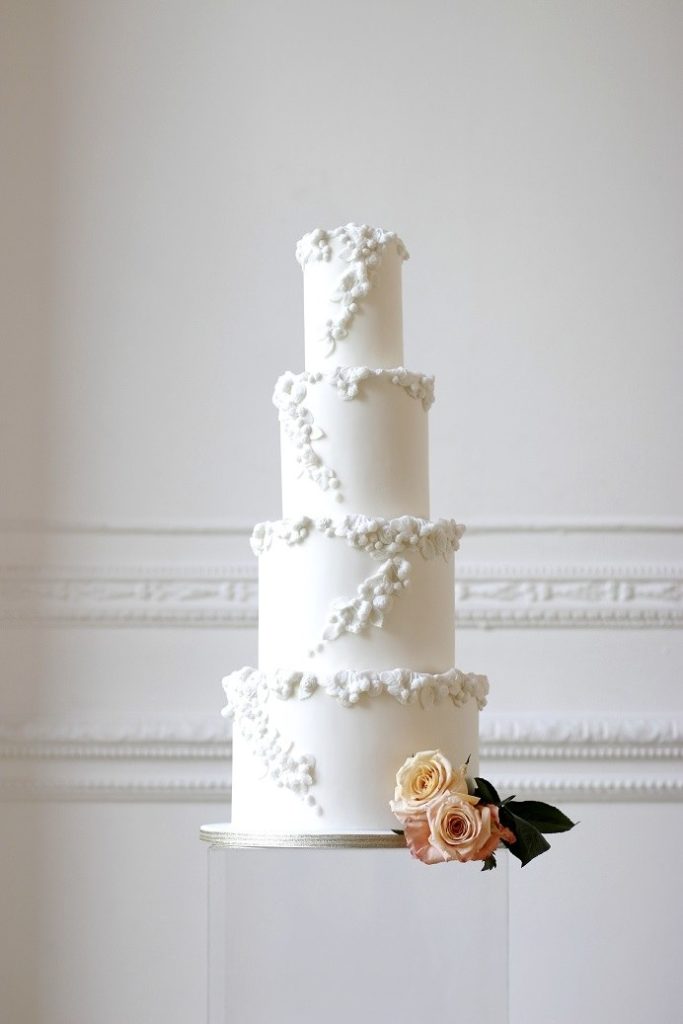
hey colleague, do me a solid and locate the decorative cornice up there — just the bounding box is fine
[0,778,231,802]
[463,518,683,536]
[4,777,681,803]
[0,564,259,627]
[480,715,683,760]
[490,776,683,801]
[0,716,230,760]
[3,714,679,762]
[1,517,681,537]
[455,562,683,628]
[1,714,680,802]
[1,561,680,628]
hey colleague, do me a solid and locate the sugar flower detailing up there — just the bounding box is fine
[272,368,435,502]
[222,666,319,812]
[251,515,464,559]
[391,750,576,870]
[273,371,342,499]
[318,556,410,649]
[223,671,489,815]
[250,515,464,654]
[295,224,409,356]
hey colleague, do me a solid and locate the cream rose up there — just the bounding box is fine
[449,762,480,806]
[390,750,454,817]
[390,751,480,821]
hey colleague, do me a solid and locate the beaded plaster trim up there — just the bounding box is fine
[273,367,435,502]
[222,666,489,813]
[251,515,464,655]
[295,224,409,356]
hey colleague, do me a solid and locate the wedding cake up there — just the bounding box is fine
[222,224,489,833]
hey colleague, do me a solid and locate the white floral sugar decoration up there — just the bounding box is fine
[273,371,342,498]
[222,666,319,811]
[222,666,489,808]
[250,515,464,655]
[251,514,463,558]
[321,556,411,644]
[272,368,435,502]
[295,224,409,356]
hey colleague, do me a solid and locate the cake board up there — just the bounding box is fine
[202,824,510,1024]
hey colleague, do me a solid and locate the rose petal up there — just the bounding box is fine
[403,815,447,865]
[394,750,455,811]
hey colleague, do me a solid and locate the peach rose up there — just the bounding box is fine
[473,804,517,862]
[425,794,516,864]
[390,750,456,818]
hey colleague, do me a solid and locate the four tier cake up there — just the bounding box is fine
[222,224,489,833]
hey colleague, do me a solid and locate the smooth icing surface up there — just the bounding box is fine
[275,367,433,519]
[297,224,408,372]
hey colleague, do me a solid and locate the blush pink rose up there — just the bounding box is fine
[405,795,516,865]
[402,814,445,865]
[473,804,516,862]
[427,794,485,862]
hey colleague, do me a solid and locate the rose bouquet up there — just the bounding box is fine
[390,750,575,870]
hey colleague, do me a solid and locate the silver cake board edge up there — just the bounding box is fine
[200,823,407,849]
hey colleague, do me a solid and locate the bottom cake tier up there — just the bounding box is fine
[223,666,489,832]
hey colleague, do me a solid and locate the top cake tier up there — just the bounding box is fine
[296,224,408,372]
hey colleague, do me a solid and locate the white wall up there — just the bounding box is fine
[1,1,682,1022]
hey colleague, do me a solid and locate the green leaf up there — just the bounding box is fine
[508,801,576,833]
[473,776,502,805]
[481,854,497,871]
[500,808,551,867]
[501,795,517,805]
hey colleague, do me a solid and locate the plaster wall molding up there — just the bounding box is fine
[1,516,682,537]
[2,561,681,628]
[2,775,680,804]
[1,713,681,802]
[2,713,680,761]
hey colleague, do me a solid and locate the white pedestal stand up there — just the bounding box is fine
[202,824,510,1024]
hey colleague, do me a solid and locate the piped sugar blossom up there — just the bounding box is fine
[272,368,435,506]
[295,224,409,356]
[250,515,465,656]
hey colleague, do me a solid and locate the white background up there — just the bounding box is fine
[2,2,682,1022]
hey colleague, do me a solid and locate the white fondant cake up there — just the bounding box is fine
[223,223,489,832]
